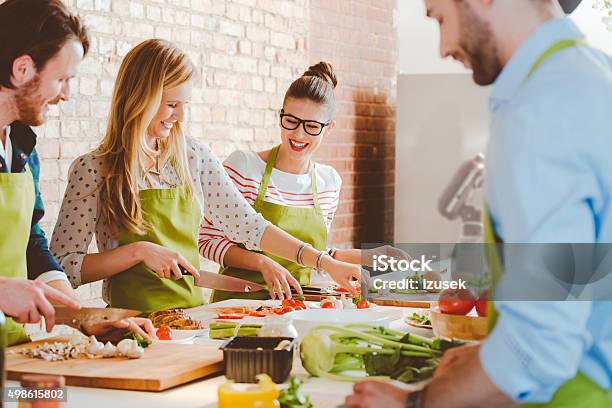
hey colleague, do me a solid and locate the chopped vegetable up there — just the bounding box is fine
[408,312,432,326]
[209,322,262,339]
[122,331,152,348]
[217,314,245,320]
[278,377,313,408]
[299,324,463,383]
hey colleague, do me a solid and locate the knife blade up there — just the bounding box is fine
[360,268,371,300]
[54,307,141,328]
[182,269,266,293]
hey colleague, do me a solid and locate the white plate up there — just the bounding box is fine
[153,330,196,344]
[307,301,377,310]
[285,308,402,338]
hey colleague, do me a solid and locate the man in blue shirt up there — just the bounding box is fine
[346,0,612,407]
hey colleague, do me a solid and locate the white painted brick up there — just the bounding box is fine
[219,20,244,37]
[129,1,144,19]
[93,0,110,12]
[76,0,94,10]
[146,5,161,21]
[78,77,97,97]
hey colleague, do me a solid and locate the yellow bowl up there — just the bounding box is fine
[430,310,488,341]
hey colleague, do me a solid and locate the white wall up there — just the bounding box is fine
[394,74,489,243]
[394,0,612,243]
[398,0,612,75]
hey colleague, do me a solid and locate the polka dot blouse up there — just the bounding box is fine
[50,137,270,288]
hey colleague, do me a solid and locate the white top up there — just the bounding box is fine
[0,126,13,170]
[199,149,341,266]
[50,138,270,288]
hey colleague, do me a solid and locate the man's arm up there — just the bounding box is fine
[25,147,73,297]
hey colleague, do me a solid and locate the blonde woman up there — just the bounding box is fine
[51,39,360,312]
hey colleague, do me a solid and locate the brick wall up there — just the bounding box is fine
[309,0,397,246]
[1,0,397,302]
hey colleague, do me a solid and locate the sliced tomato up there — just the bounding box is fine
[248,311,267,317]
[282,299,296,308]
[272,308,285,315]
[336,287,350,293]
[280,306,295,314]
[217,314,245,320]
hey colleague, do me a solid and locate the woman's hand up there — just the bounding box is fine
[322,257,361,295]
[362,245,411,268]
[83,317,157,343]
[134,241,200,280]
[257,255,302,300]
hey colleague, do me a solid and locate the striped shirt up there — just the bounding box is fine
[199,149,342,266]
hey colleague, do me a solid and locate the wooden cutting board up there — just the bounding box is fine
[6,337,224,391]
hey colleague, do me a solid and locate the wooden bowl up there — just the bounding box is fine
[430,310,488,341]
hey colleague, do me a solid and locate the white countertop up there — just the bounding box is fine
[5,306,430,408]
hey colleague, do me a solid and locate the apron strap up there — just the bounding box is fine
[255,145,322,214]
[526,39,584,79]
[255,146,279,208]
[309,161,321,214]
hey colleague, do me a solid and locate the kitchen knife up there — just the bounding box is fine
[182,268,266,293]
[54,306,142,329]
[360,268,371,300]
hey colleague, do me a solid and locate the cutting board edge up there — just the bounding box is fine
[6,360,225,392]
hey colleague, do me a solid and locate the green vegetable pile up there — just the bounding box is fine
[123,331,152,348]
[408,312,432,326]
[278,377,313,408]
[209,322,261,339]
[299,325,463,383]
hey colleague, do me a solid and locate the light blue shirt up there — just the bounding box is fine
[481,17,612,403]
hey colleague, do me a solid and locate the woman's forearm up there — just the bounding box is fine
[80,242,143,283]
[259,225,331,269]
[222,245,266,272]
[332,249,362,265]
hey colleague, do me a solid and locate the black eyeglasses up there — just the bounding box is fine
[279,109,331,136]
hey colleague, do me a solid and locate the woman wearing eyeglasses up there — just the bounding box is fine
[201,62,378,302]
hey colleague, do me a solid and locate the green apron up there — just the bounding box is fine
[483,39,611,407]
[211,145,327,302]
[0,165,34,346]
[108,185,204,314]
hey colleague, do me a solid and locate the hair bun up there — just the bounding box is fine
[303,61,337,89]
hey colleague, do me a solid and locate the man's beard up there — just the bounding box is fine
[13,76,59,126]
[457,2,503,86]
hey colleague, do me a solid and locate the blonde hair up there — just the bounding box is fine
[283,61,337,115]
[96,39,195,236]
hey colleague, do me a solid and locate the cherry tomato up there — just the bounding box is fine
[280,306,295,314]
[356,300,370,309]
[475,289,489,317]
[438,289,476,315]
[156,326,173,340]
[321,299,335,309]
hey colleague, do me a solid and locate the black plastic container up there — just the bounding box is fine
[221,336,295,384]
